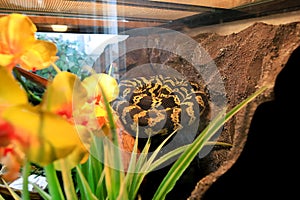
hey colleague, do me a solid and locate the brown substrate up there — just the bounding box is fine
[189,22,300,200]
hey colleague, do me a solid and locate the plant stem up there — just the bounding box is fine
[60,159,78,200]
[44,163,65,200]
[22,160,31,200]
[51,63,62,73]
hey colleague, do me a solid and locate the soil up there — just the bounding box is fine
[190,22,300,200]
[92,21,300,199]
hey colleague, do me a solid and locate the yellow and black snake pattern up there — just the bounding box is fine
[111,75,210,150]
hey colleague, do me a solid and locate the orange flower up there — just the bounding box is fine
[0,13,58,72]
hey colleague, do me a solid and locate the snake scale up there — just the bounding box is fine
[111,75,210,151]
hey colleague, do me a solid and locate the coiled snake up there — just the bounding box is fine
[111,75,210,151]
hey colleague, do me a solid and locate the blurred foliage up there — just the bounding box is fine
[36,33,94,81]
[21,33,96,99]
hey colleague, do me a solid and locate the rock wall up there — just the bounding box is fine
[190,22,300,199]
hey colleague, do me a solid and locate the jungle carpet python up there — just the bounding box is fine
[111,75,210,151]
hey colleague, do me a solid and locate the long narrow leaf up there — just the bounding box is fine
[32,184,51,200]
[125,124,140,174]
[44,163,65,200]
[150,138,233,172]
[76,164,86,199]
[88,158,96,193]
[88,131,105,197]
[103,145,127,200]
[1,178,21,200]
[149,145,188,172]
[141,129,178,173]
[153,86,268,200]
[21,161,31,200]
[122,126,141,197]
[75,166,98,200]
[99,84,127,199]
[126,138,151,198]
[130,129,179,198]
[60,160,78,200]
[95,170,106,199]
[91,138,107,199]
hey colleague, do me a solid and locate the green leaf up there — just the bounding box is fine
[149,145,187,172]
[95,170,106,199]
[75,166,98,200]
[100,83,127,199]
[59,160,78,200]
[44,163,65,200]
[0,194,5,200]
[152,86,269,200]
[127,127,179,198]
[21,161,31,200]
[1,178,21,200]
[32,184,51,200]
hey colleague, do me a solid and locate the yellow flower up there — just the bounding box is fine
[81,73,119,127]
[81,73,119,103]
[0,13,120,169]
[40,71,87,121]
[0,13,58,72]
[0,68,89,167]
[0,67,27,109]
[1,69,119,168]
[0,67,29,180]
[2,105,88,167]
[0,67,28,148]
[36,71,119,168]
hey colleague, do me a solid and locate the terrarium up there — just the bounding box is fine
[0,1,299,199]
